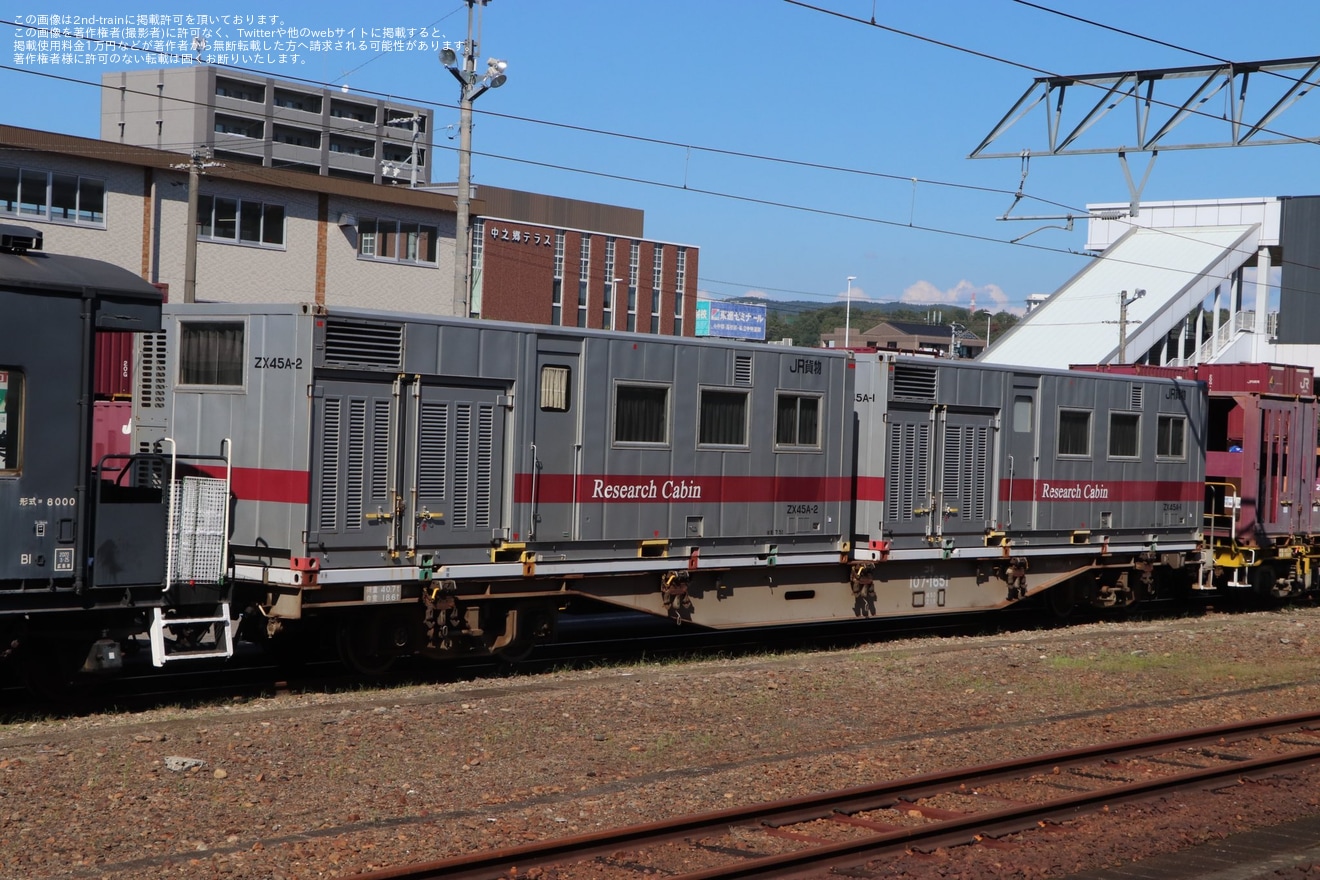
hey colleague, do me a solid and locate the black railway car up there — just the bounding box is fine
[0,224,231,684]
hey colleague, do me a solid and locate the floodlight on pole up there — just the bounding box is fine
[844,276,857,348]
[441,0,509,318]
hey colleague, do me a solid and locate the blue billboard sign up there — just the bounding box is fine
[695,300,767,341]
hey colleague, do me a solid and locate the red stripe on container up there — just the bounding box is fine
[196,465,310,504]
[999,478,1203,503]
[513,474,854,504]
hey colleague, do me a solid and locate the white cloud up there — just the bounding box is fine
[836,282,869,302]
[900,280,1011,311]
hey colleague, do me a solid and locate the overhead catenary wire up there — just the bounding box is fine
[0,11,1311,315]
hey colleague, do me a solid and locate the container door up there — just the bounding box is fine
[936,411,997,538]
[1006,377,1040,531]
[529,344,582,541]
[402,381,508,556]
[884,405,936,542]
[309,378,400,556]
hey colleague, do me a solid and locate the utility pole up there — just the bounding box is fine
[441,1,507,317]
[1118,288,1145,363]
[174,147,217,303]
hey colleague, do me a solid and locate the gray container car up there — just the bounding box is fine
[851,352,1206,614]
[136,303,855,662]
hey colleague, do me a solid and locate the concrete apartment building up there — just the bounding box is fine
[101,66,435,186]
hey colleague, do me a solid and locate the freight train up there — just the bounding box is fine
[1,225,1312,688]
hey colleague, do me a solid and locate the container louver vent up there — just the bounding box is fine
[137,331,168,409]
[887,421,930,520]
[319,398,342,531]
[324,320,403,369]
[1129,383,1143,409]
[345,399,367,529]
[733,354,753,386]
[891,364,938,401]
[476,405,493,529]
[453,404,472,530]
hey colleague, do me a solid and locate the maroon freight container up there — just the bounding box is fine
[1198,363,1316,397]
[95,331,134,399]
[91,400,133,475]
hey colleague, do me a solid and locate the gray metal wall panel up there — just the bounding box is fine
[1279,196,1320,344]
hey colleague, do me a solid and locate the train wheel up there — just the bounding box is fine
[487,602,556,663]
[335,610,412,677]
[1047,583,1077,620]
[19,638,91,703]
[1251,567,1278,600]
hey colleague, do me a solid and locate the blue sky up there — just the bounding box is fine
[5,1,1320,314]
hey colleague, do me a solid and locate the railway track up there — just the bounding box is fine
[0,605,1055,712]
[355,711,1320,880]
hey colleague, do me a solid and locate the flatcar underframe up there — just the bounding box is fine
[238,534,1199,666]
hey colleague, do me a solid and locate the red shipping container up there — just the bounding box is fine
[91,400,133,475]
[1197,363,1316,399]
[95,331,134,400]
[1075,362,1316,399]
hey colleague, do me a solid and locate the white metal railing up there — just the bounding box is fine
[1146,305,1279,368]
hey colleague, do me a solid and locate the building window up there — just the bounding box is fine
[578,236,591,328]
[178,322,245,387]
[1057,409,1091,457]
[602,237,616,331]
[552,232,565,326]
[614,384,668,445]
[1157,414,1187,459]
[699,389,748,447]
[356,218,437,265]
[330,99,374,123]
[215,78,264,102]
[0,368,23,472]
[627,241,639,332]
[198,195,285,247]
[776,394,820,448]
[273,89,322,113]
[213,114,263,139]
[1108,412,1140,458]
[651,245,664,334]
[674,247,687,336]
[0,165,105,226]
[540,365,571,412]
[470,219,484,318]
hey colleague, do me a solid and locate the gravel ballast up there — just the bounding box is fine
[2,605,1319,879]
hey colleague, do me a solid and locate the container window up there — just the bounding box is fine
[1108,412,1140,458]
[1057,409,1091,457]
[614,384,668,444]
[0,369,22,472]
[776,393,820,448]
[1013,396,1033,432]
[699,389,748,447]
[540,365,571,412]
[179,322,246,387]
[1157,414,1187,459]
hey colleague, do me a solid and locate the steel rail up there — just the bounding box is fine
[355,710,1320,880]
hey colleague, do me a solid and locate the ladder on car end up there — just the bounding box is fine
[150,603,238,667]
[151,438,237,667]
